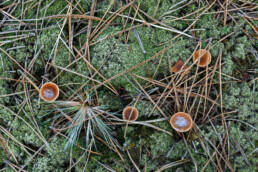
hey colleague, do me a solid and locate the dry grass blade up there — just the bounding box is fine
[127,150,141,172]
[4,160,27,172]
[113,118,172,136]
[133,74,221,106]
[95,160,116,172]
[130,73,168,119]
[90,0,136,43]
[0,8,26,24]
[156,159,190,172]
[194,126,234,171]
[40,14,104,21]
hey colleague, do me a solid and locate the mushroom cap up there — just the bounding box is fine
[40,82,59,102]
[193,49,211,67]
[170,112,192,132]
[171,60,190,75]
[123,107,138,121]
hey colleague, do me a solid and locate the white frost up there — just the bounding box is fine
[44,88,54,99]
[174,116,189,127]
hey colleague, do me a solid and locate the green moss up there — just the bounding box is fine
[193,14,255,80]
[90,25,195,95]
[40,0,69,17]
[135,100,161,117]
[32,157,61,172]
[0,72,12,105]
[138,0,178,19]
[9,113,48,147]
[32,136,69,171]
[223,82,257,123]
[90,27,152,94]
[149,131,174,158]
[98,91,123,110]
[0,0,257,171]
[229,124,257,171]
[0,147,8,164]
[38,28,61,61]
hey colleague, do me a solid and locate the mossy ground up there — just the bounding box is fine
[0,0,257,171]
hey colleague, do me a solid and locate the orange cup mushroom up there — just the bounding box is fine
[193,49,211,67]
[171,60,190,75]
[40,82,59,102]
[123,107,138,121]
[170,112,192,132]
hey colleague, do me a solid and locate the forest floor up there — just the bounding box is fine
[0,0,257,171]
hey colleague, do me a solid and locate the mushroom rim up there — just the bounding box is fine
[40,82,60,102]
[171,60,190,75]
[193,49,211,67]
[170,112,193,132]
[122,106,139,121]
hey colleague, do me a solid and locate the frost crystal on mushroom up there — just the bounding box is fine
[174,116,189,128]
[40,82,59,102]
[43,88,55,99]
[170,112,193,132]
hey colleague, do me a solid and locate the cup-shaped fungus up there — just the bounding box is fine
[40,82,59,102]
[170,112,192,132]
[193,49,211,67]
[171,60,190,75]
[123,107,138,121]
